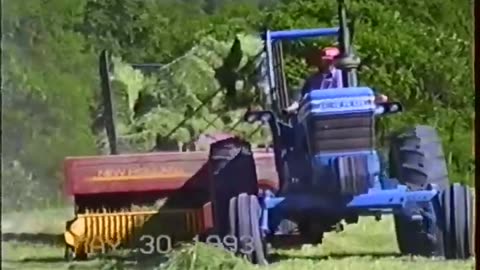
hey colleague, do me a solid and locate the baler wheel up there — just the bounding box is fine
[389,125,449,190]
[229,193,268,265]
[441,183,474,259]
[389,125,448,257]
[64,219,88,261]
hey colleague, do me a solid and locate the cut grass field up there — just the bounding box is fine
[1,207,475,270]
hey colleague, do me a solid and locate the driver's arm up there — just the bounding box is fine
[375,94,388,103]
[373,88,388,103]
[285,80,310,112]
[300,77,311,97]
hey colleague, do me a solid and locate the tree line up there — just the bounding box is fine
[2,0,473,210]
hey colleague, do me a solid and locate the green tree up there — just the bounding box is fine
[106,34,265,151]
[1,0,473,212]
[2,0,97,209]
[81,0,209,63]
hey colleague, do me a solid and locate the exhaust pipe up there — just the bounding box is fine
[99,50,118,155]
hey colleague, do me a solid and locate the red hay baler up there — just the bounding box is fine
[63,51,278,259]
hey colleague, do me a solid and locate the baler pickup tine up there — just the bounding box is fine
[64,208,209,259]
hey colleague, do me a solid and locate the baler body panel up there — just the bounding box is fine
[64,150,277,196]
[63,149,277,258]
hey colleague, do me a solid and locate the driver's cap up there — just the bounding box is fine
[306,47,340,66]
[320,47,340,60]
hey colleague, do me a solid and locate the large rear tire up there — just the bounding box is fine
[390,125,473,259]
[389,125,449,190]
[389,125,447,257]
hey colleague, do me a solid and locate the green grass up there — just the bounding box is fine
[1,208,475,270]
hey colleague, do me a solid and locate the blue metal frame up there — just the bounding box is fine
[260,185,439,234]
[262,186,438,211]
[262,27,340,109]
[267,27,340,41]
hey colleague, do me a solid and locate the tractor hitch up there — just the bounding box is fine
[258,184,439,235]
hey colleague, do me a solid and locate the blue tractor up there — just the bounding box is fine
[207,0,473,265]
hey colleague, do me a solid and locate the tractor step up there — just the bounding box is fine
[346,187,438,210]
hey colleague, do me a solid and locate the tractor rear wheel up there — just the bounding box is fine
[208,137,258,240]
[389,125,448,257]
[389,125,449,190]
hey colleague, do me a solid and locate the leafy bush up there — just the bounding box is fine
[106,34,269,151]
[160,243,250,270]
[1,0,473,211]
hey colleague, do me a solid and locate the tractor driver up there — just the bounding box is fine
[284,46,388,113]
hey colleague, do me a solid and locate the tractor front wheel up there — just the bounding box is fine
[229,193,268,265]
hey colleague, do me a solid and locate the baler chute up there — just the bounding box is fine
[63,51,278,259]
